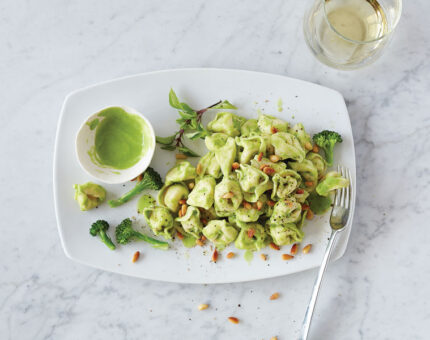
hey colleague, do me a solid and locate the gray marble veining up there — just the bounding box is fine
[1,0,429,339]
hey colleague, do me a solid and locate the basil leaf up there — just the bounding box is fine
[169,89,182,109]
[185,131,202,140]
[179,110,195,119]
[178,146,200,157]
[156,133,177,145]
[211,100,237,110]
[160,144,177,151]
[180,103,195,115]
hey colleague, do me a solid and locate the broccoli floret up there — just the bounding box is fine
[115,218,169,250]
[312,130,342,166]
[108,167,163,207]
[90,220,116,250]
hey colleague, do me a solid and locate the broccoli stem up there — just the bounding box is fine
[325,145,334,166]
[108,183,146,207]
[99,230,116,250]
[134,232,169,250]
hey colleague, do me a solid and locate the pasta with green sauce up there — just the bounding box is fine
[145,99,349,256]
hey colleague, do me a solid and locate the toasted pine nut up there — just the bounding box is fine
[228,317,239,324]
[302,204,310,211]
[181,204,188,216]
[188,182,195,190]
[176,231,184,240]
[179,199,187,205]
[267,200,275,207]
[222,191,234,199]
[201,235,207,241]
[256,200,263,211]
[304,142,313,151]
[260,253,267,261]
[290,243,298,255]
[196,163,202,175]
[305,181,314,187]
[232,162,240,170]
[257,152,263,161]
[303,244,312,254]
[132,251,140,263]
[226,252,235,259]
[282,254,294,261]
[247,228,255,238]
[269,154,280,163]
[271,126,278,134]
[201,218,208,225]
[312,145,319,153]
[212,249,218,263]
[296,189,304,194]
[306,209,314,220]
[196,239,204,246]
[269,242,280,251]
[178,209,183,217]
[271,337,278,340]
[243,201,252,210]
[270,292,280,300]
[263,166,275,176]
[198,303,209,311]
[176,154,187,159]
[260,164,269,171]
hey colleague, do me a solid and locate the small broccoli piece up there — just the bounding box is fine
[115,218,169,250]
[90,220,116,250]
[108,167,163,207]
[312,130,343,166]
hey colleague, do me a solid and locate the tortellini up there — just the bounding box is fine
[250,155,287,174]
[202,220,238,250]
[205,133,237,177]
[257,114,288,134]
[234,222,268,251]
[186,176,216,210]
[306,152,327,179]
[214,177,243,217]
[316,171,350,197]
[158,183,189,213]
[235,135,267,164]
[207,112,246,137]
[271,169,302,200]
[235,194,267,222]
[269,198,302,225]
[289,159,319,192]
[175,206,203,238]
[240,119,260,137]
[165,161,196,185]
[290,123,311,150]
[143,206,175,239]
[270,132,306,162]
[268,223,304,246]
[197,152,221,179]
[236,164,273,202]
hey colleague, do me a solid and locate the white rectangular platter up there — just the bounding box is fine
[54,68,356,284]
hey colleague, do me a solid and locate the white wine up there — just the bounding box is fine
[304,0,399,69]
[325,0,388,42]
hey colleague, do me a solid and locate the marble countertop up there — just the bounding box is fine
[1,1,429,339]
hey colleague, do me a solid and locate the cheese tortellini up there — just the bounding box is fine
[202,220,238,250]
[257,114,288,134]
[270,132,306,162]
[316,171,350,196]
[235,135,267,164]
[186,176,216,210]
[289,159,319,192]
[236,164,273,202]
[268,223,304,246]
[205,133,237,177]
[143,206,175,239]
[158,183,189,213]
[207,112,246,137]
[175,206,203,238]
[214,177,243,217]
[234,222,268,251]
[269,198,302,225]
[165,161,196,185]
[197,152,221,179]
[272,169,302,200]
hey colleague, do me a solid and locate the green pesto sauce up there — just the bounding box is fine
[182,235,197,248]
[86,118,99,130]
[308,192,332,215]
[89,106,152,170]
[277,98,283,112]
[244,250,254,264]
[137,194,156,214]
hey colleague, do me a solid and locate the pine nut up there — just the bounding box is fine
[228,317,239,324]
[188,182,195,190]
[226,252,235,259]
[269,242,280,250]
[263,166,275,176]
[303,244,312,254]
[282,254,294,260]
[260,253,267,261]
[222,192,234,199]
[132,251,140,263]
[176,154,187,159]
[196,163,202,175]
[306,209,314,220]
[232,162,240,170]
[243,201,252,210]
[271,126,278,134]
[198,303,209,311]
[181,204,187,216]
[290,243,298,255]
[312,145,319,153]
[304,142,313,151]
[269,154,280,163]
[179,199,187,205]
[257,152,264,161]
[270,292,280,300]
[212,249,218,263]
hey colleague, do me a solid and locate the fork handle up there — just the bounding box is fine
[300,229,339,340]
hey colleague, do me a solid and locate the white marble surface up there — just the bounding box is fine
[1,1,429,339]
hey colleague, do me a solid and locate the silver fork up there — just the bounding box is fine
[300,165,352,340]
